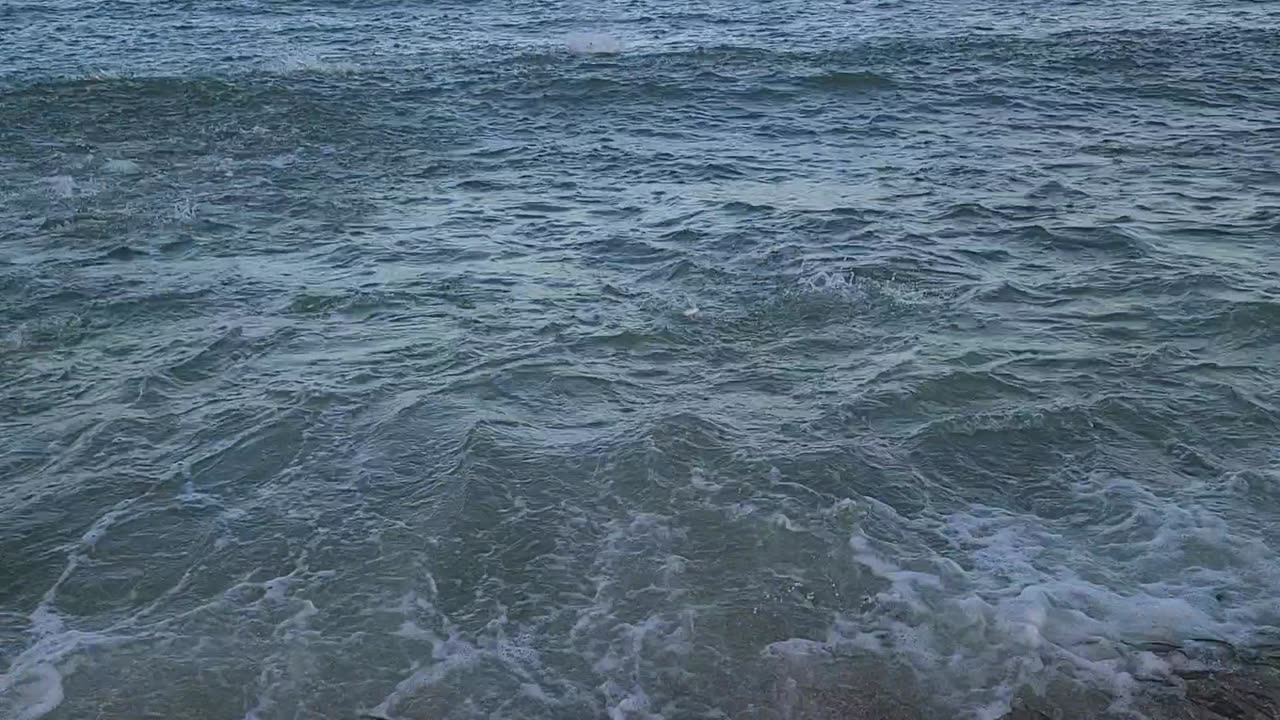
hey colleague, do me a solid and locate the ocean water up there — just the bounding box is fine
[2,1,1279,718]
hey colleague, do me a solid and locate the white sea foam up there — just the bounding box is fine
[0,499,139,720]
[330,512,669,719]
[239,598,321,720]
[603,682,655,720]
[566,33,624,56]
[367,634,481,719]
[169,197,198,223]
[0,663,63,720]
[82,68,129,81]
[266,52,359,76]
[793,259,940,307]
[763,470,1280,719]
[570,513,696,718]
[224,462,1276,720]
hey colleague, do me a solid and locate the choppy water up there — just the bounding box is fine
[3,1,1280,718]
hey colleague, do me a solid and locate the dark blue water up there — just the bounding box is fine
[3,1,1280,718]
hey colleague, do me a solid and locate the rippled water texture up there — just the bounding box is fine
[2,1,1280,718]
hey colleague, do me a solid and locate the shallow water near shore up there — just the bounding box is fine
[2,1,1280,718]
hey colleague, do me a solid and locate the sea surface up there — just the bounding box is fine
[2,1,1280,718]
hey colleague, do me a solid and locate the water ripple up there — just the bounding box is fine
[2,1,1280,719]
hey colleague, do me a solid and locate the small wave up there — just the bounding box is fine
[1026,179,1089,201]
[102,245,148,261]
[283,288,416,318]
[1021,223,1152,258]
[803,69,894,91]
[932,202,1017,222]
